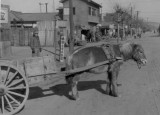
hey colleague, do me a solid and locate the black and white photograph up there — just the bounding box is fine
[0,0,160,115]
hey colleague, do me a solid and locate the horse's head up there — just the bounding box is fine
[132,44,147,69]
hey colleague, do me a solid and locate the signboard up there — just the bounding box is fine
[59,34,65,62]
[0,8,8,23]
[109,24,114,29]
[64,8,69,15]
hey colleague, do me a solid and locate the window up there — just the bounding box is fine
[92,8,96,16]
[88,7,97,16]
[89,7,91,15]
[73,7,76,15]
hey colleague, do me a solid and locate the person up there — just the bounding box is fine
[30,28,41,57]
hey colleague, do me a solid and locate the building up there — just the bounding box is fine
[60,0,102,29]
[10,11,59,28]
[10,11,67,46]
[0,4,12,58]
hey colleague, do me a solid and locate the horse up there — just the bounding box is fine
[65,42,147,100]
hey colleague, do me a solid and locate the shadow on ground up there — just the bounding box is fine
[28,80,108,100]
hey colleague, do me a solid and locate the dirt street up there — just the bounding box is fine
[17,32,160,115]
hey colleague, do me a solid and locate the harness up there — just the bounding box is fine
[101,44,114,59]
[101,44,124,73]
[101,44,123,61]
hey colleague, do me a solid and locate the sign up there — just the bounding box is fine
[59,34,65,62]
[109,24,114,29]
[0,8,8,23]
[117,16,121,22]
[63,8,69,15]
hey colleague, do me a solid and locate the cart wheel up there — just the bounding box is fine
[0,63,29,115]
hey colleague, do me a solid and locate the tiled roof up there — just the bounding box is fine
[10,11,23,21]
[10,11,59,22]
[21,13,58,21]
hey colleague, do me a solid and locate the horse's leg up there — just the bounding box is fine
[70,74,81,100]
[111,70,119,97]
[71,81,79,100]
[106,71,111,95]
[110,62,120,97]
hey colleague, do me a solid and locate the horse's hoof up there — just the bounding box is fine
[111,92,119,97]
[72,94,79,100]
[105,89,110,95]
[70,91,79,100]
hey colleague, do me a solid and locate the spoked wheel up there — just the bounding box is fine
[0,63,29,115]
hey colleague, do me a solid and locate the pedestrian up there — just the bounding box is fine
[30,28,41,57]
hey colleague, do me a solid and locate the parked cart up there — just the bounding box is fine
[0,42,122,115]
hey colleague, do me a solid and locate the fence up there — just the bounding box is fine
[11,28,33,46]
[0,28,10,41]
[39,29,55,46]
[11,28,60,47]
[0,28,12,58]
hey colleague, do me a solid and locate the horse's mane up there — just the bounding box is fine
[119,42,140,60]
[120,42,134,55]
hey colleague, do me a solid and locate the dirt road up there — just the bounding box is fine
[18,32,160,115]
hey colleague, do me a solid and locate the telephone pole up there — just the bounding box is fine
[39,3,44,13]
[136,11,139,21]
[45,3,48,13]
[100,3,102,23]
[53,0,55,12]
[69,0,74,53]
[130,7,133,36]
[136,11,140,34]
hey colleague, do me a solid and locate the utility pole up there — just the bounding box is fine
[100,3,102,23]
[117,10,121,43]
[53,0,55,12]
[69,0,74,54]
[130,7,133,36]
[45,3,48,13]
[54,16,57,58]
[136,11,140,34]
[39,3,43,13]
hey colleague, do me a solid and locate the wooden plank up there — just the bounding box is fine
[24,55,59,77]
[43,55,58,74]
[29,59,121,87]
[24,57,44,77]
[29,58,122,78]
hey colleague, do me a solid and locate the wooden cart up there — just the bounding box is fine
[0,54,122,115]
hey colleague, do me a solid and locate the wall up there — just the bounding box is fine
[0,4,12,58]
[37,21,55,46]
[62,0,101,28]
[10,20,67,47]
[63,0,88,28]
[11,28,34,46]
[37,20,67,46]
[1,4,10,29]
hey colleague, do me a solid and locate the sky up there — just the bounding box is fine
[1,0,160,23]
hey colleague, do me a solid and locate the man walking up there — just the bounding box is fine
[30,28,41,57]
